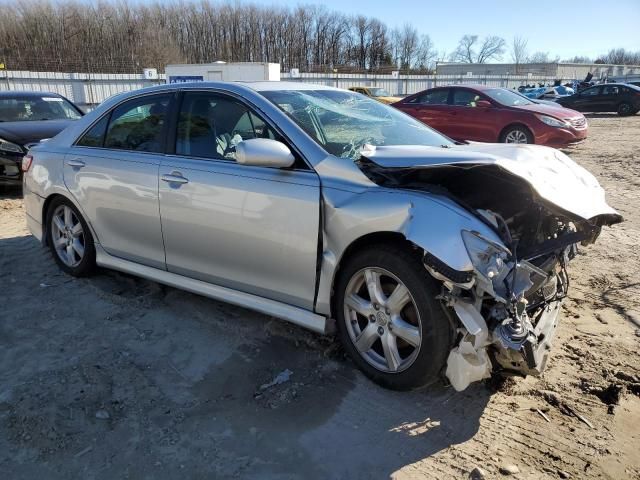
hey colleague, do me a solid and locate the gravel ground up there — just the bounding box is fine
[1,115,639,479]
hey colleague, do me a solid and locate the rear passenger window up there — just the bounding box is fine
[104,95,171,153]
[76,115,109,147]
[602,85,620,96]
[411,89,449,105]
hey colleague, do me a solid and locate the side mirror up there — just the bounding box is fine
[235,138,295,168]
[476,100,492,108]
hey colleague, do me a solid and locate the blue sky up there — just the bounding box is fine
[264,0,640,60]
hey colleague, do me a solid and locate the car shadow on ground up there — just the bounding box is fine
[584,113,627,119]
[0,230,492,479]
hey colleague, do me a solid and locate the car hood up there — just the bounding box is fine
[0,119,75,146]
[514,102,582,119]
[376,96,404,104]
[359,143,621,224]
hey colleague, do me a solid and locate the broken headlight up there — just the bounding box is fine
[461,230,511,281]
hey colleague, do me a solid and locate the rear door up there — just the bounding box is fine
[158,91,320,309]
[64,93,173,269]
[397,88,451,134]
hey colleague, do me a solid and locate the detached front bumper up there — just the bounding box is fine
[445,298,562,391]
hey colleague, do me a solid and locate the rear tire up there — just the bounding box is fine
[617,102,633,116]
[500,125,533,144]
[46,196,96,276]
[334,244,453,390]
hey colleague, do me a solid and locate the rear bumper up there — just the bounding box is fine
[23,185,45,243]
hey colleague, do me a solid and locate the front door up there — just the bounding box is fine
[572,86,602,112]
[64,93,173,269]
[159,91,321,309]
[447,88,497,142]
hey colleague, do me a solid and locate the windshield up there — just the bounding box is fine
[484,88,534,107]
[0,95,82,122]
[261,89,454,159]
[369,87,392,97]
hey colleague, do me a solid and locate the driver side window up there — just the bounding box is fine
[176,92,280,161]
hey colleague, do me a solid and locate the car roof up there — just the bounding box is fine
[0,90,63,98]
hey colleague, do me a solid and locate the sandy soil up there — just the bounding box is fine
[1,115,639,479]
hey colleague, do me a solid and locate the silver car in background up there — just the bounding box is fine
[22,82,621,391]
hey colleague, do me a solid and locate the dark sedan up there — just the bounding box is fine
[0,91,83,186]
[556,83,640,116]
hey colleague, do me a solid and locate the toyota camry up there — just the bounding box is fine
[22,82,621,391]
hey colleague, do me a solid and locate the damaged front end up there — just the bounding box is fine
[357,144,622,391]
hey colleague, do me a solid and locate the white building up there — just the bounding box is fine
[164,62,281,84]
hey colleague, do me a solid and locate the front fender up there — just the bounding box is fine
[315,187,503,316]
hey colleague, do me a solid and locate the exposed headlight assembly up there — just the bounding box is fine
[535,114,570,128]
[0,138,24,154]
[461,231,512,300]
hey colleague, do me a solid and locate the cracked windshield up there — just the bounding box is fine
[262,89,453,159]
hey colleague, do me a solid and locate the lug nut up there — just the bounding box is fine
[373,303,379,310]
[369,315,375,323]
[377,326,384,335]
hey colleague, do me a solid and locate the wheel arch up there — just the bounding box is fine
[498,122,534,143]
[41,192,98,246]
[328,231,419,319]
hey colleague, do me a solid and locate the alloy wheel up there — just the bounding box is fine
[504,129,528,143]
[343,267,422,373]
[51,205,85,268]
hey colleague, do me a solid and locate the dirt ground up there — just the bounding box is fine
[1,115,639,479]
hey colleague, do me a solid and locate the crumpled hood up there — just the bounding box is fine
[360,143,621,224]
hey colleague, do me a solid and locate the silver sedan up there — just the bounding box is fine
[22,82,621,390]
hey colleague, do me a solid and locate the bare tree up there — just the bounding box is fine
[414,34,436,72]
[450,34,478,63]
[510,36,529,71]
[476,36,506,63]
[529,51,559,63]
[598,48,640,65]
[450,34,505,63]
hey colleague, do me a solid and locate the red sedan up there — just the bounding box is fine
[393,85,588,147]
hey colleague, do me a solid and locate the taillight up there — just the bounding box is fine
[21,154,33,172]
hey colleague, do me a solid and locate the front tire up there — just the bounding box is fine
[335,244,453,390]
[500,125,533,144]
[46,197,96,276]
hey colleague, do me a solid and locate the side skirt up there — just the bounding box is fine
[95,246,329,334]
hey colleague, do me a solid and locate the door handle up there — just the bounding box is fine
[66,158,85,168]
[161,173,189,184]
